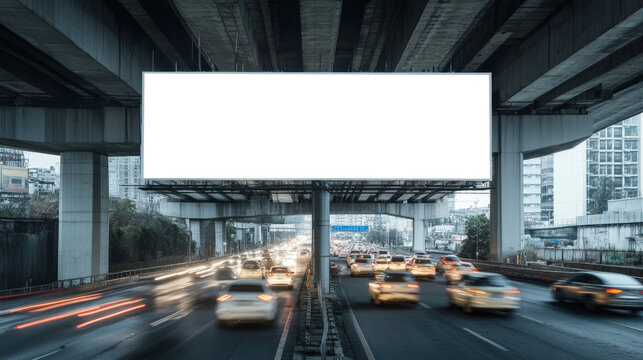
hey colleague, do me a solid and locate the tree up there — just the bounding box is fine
[589,177,614,214]
[458,214,490,260]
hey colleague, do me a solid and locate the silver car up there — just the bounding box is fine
[446,272,520,314]
[369,271,420,305]
[444,262,477,284]
[351,258,374,277]
[551,271,643,314]
[216,280,278,327]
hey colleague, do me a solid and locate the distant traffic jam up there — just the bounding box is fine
[332,242,643,315]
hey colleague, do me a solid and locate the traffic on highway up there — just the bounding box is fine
[1,238,642,360]
[0,242,310,360]
[332,240,643,359]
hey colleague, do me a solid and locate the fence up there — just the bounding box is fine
[536,248,643,266]
[0,254,229,299]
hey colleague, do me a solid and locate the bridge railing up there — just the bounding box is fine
[0,255,230,300]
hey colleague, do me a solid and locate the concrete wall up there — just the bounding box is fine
[577,223,642,250]
[0,218,57,290]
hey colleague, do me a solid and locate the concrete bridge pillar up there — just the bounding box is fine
[58,152,109,280]
[312,186,330,294]
[214,220,225,256]
[189,219,201,258]
[413,207,426,253]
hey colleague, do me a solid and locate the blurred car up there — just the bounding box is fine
[388,256,407,271]
[444,262,477,284]
[351,258,374,277]
[261,257,276,275]
[214,266,235,280]
[216,280,278,326]
[373,258,389,272]
[346,250,362,266]
[369,271,419,305]
[551,272,643,313]
[446,272,520,314]
[266,266,293,289]
[404,256,413,268]
[239,260,264,279]
[409,257,436,280]
[299,249,311,259]
[330,262,339,278]
[338,250,349,259]
[437,255,462,273]
[377,250,389,257]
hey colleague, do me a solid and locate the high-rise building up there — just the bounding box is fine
[553,114,641,221]
[523,158,541,223]
[540,155,554,221]
[0,148,25,168]
[109,156,141,200]
[586,114,640,209]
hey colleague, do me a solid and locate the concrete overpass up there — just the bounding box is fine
[0,0,640,288]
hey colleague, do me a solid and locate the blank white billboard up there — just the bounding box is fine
[142,73,490,180]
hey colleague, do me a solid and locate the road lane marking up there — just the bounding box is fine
[340,286,375,360]
[273,306,294,360]
[419,303,431,310]
[31,347,63,360]
[519,314,544,325]
[462,327,509,352]
[150,309,191,327]
[606,321,643,333]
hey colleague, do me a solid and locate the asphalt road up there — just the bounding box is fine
[334,260,643,360]
[0,259,307,360]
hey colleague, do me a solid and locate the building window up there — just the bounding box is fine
[599,140,606,150]
[624,164,638,174]
[600,130,607,138]
[614,165,622,175]
[627,189,638,198]
[624,177,638,187]
[614,152,623,162]
[588,164,598,174]
[614,127,623,137]
[625,151,638,162]
[599,152,606,162]
[588,139,598,149]
[607,127,612,137]
[624,140,638,149]
[624,126,638,136]
[614,140,622,150]
[588,151,598,162]
[606,152,612,162]
[614,177,622,187]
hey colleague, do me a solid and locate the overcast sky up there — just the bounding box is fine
[24,151,59,171]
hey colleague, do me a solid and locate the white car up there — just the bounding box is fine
[409,257,436,279]
[239,260,264,279]
[446,273,521,314]
[266,266,294,289]
[373,258,389,272]
[444,262,477,284]
[369,271,419,305]
[388,256,407,271]
[350,258,374,277]
[216,280,278,326]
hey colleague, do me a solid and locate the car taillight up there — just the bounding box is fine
[506,289,520,295]
[268,272,274,276]
[380,283,392,288]
[407,283,419,289]
[286,272,291,277]
[606,288,623,294]
[450,267,457,271]
[217,294,232,302]
[257,294,275,302]
[472,268,478,272]
[469,289,486,295]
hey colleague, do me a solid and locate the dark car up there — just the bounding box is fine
[330,262,339,278]
[551,271,643,314]
[215,267,235,280]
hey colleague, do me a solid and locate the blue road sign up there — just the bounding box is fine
[331,225,369,232]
